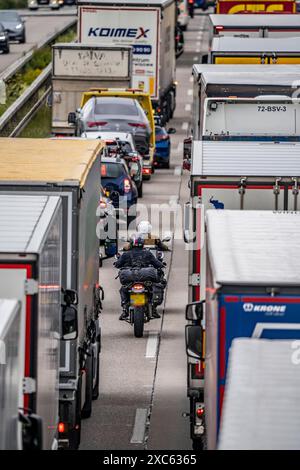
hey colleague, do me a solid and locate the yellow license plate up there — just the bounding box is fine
[130,293,146,306]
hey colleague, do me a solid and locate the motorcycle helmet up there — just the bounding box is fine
[137,220,152,236]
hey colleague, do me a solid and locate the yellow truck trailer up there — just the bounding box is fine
[209,36,300,64]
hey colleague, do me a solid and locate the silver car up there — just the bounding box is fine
[75,97,152,156]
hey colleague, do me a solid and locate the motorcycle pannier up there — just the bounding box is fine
[119,267,159,285]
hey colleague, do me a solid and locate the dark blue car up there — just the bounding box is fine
[154,125,176,168]
[101,156,138,226]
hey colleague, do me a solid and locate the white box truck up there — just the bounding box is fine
[0,138,105,450]
[77,0,177,123]
[52,43,133,135]
[183,141,300,449]
[191,64,300,140]
[0,195,65,450]
[219,339,300,450]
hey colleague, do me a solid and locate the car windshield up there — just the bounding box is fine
[95,101,138,116]
[101,162,125,179]
[0,12,19,20]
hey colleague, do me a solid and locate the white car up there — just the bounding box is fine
[178,0,189,31]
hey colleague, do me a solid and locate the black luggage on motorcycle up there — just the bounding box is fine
[152,284,164,306]
[119,267,159,285]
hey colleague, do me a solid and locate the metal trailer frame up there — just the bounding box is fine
[77,0,177,123]
[0,195,62,450]
[0,299,22,450]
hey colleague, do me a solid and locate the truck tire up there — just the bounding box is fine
[133,307,144,338]
[69,376,82,450]
[138,183,143,198]
[92,337,101,400]
[192,438,204,451]
[81,353,93,419]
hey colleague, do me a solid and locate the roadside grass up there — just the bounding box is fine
[20,103,51,137]
[0,0,27,8]
[0,27,76,117]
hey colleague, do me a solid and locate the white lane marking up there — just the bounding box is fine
[146,331,158,358]
[185,103,191,111]
[187,89,193,96]
[182,122,189,131]
[196,48,201,53]
[196,41,201,47]
[130,408,148,444]
[174,166,182,176]
[193,56,199,61]
[189,76,193,83]
[176,142,183,153]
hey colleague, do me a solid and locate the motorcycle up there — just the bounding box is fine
[115,248,168,338]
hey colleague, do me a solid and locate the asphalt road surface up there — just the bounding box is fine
[80,11,210,451]
[0,9,76,75]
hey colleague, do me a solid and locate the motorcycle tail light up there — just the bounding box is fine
[132,283,144,292]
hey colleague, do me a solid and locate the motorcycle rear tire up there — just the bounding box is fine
[133,307,145,338]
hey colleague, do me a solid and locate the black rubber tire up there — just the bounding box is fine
[81,354,93,419]
[3,45,9,54]
[138,183,143,198]
[92,339,100,400]
[133,307,144,338]
[68,375,82,450]
[164,160,170,169]
[192,438,204,451]
[20,33,26,44]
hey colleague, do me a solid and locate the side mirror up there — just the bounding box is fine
[68,112,76,125]
[167,128,176,135]
[185,325,204,361]
[62,305,78,341]
[20,412,43,450]
[185,301,204,321]
[162,236,171,242]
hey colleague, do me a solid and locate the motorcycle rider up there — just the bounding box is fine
[123,220,169,251]
[115,234,164,321]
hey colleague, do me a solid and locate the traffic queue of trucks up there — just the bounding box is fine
[184,9,300,451]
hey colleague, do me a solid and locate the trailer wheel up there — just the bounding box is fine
[81,353,93,419]
[192,437,204,451]
[133,307,144,338]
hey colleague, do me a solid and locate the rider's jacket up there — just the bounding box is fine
[115,247,164,270]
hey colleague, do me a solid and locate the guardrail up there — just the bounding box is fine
[0,19,77,137]
[0,18,77,83]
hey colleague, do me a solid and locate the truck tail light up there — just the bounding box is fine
[191,362,204,380]
[124,178,131,193]
[87,121,107,128]
[58,422,66,434]
[128,122,146,129]
[142,167,151,175]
